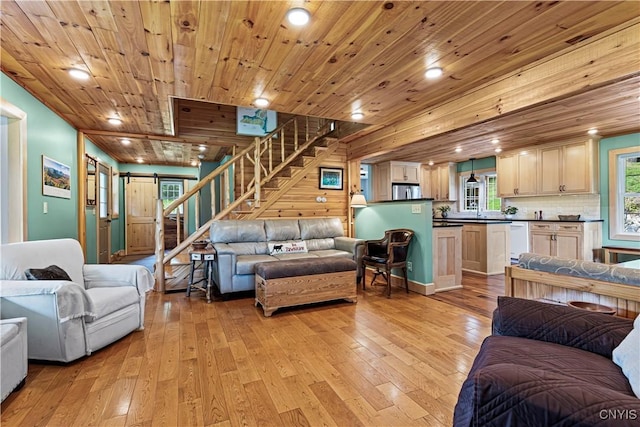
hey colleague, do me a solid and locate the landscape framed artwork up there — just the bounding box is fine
[236,107,277,136]
[319,167,343,190]
[42,155,71,199]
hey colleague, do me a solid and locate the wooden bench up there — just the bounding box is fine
[505,265,640,319]
[602,245,640,264]
[254,258,357,317]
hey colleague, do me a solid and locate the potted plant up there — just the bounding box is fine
[437,205,451,218]
[502,206,518,219]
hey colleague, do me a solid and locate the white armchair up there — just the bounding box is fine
[0,239,153,363]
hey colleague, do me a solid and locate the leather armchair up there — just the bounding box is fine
[0,239,153,362]
[361,229,414,297]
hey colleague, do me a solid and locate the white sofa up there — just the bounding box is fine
[0,317,27,402]
[0,239,153,362]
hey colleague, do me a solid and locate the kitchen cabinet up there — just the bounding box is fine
[424,162,457,201]
[529,221,602,260]
[496,150,537,197]
[538,138,597,195]
[373,161,421,200]
[391,162,420,183]
[432,225,462,291]
[460,222,510,275]
[373,162,391,201]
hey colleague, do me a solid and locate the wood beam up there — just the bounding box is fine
[77,131,86,254]
[348,21,640,160]
[79,129,237,147]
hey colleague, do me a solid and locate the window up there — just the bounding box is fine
[460,173,501,213]
[610,148,640,240]
[160,180,184,214]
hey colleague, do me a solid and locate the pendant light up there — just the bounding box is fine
[467,158,478,184]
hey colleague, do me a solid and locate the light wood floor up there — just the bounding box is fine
[1,273,503,427]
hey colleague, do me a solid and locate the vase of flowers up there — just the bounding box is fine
[502,206,518,219]
[437,205,451,218]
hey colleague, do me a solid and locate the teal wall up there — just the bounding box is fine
[1,73,79,241]
[457,156,496,173]
[599,132,640,249]
[355,200,433,286]
[199,161,222,223]
[2,71,201,259]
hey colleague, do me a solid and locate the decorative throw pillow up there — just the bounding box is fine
[25,265,72,281]
[268,241,308,256]
[612,314,640,398]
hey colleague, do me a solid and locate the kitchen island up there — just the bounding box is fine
[432,223,463,291]
[434,219,511,275]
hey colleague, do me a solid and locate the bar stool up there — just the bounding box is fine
[186,246,216,302]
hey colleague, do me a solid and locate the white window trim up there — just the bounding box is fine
[459,171,501,213]
[609,146,640,241]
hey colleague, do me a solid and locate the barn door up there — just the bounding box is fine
[126,177,157,255]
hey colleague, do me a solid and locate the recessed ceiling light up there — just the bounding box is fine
[287,7,310,26]
[491,138,499,144]
[121,139,131,145]
[69,68,90,80]
[108,117,122,125]
[198,145,207,152]
[494,148,502,153]
[588,128,598,135]
[428,161,434,166]
[136,158,143,163]
[425,67,443,79]
[455,147,462,153]
[191,160,198,166]
[351,112,364,120]
[198,154,205,160]
[254,98,269,108]
[520,150,528,155]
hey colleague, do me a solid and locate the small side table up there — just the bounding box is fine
[187,247,216,303]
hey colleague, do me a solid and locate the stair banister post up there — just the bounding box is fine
[254,137,261,208]
[155,198,166,292]
[294,118,298,151]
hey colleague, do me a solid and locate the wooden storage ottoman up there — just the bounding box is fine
[254,257,357,317]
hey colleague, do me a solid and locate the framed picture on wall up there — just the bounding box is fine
[236,107,277,136]
[42,155,71,199]
[319,167,344,190]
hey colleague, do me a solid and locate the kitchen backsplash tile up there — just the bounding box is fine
[502,194,601,220]
[434,194,601,220]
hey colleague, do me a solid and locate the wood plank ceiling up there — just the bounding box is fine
[1,1,638,167]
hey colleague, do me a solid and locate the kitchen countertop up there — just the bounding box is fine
[433,219,512,224]
[433,217,604,223]
[369,198,435,203]
[432,223,464,228]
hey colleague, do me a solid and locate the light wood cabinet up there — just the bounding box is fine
[529,221,601,260]
[424,162,457,201]
[391,162,420,183]
[461,223,510,275]
[373,162,391,201]
[538,138,597,195]
[373,161,421,200]
[496,150,537,197]
[432,226,462,291]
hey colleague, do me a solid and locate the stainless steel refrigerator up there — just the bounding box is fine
[392,183,422,200]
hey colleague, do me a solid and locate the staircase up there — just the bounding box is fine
[154,117,337,292]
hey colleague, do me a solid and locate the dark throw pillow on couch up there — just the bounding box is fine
[25,265,72,281]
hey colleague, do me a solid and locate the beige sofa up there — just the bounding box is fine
[210,218,363,294]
